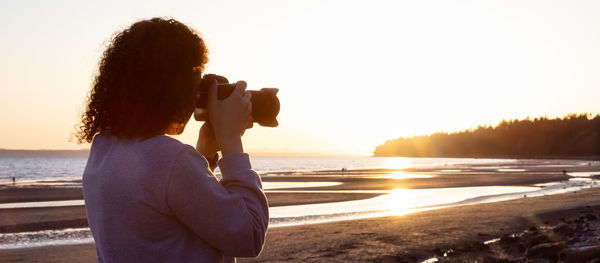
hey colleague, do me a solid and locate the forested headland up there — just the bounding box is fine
[374,114,600,158]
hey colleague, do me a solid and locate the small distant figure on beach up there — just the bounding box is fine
[12,177,15,184]
[562,169,567,175]
[342,167,347,176]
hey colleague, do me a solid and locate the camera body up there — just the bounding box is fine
[194,74,280,127]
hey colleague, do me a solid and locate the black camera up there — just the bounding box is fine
[194,74,280,127]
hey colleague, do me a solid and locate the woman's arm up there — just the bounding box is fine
[179,78,266,256]
[166,148,268,257]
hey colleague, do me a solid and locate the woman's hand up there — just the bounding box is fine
[206,79,253,156]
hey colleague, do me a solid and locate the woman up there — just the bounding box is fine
[77,18,268,262]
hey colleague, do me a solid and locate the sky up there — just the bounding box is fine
[1,0,599,156]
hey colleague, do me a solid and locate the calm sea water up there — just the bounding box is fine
[0,155,524,182]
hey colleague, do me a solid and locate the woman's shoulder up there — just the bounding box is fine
[90,134,208,182]
[143,135,186,149]
[92,134,197,160]
[143,136,205,164]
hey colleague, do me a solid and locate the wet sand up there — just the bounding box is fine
[0,191,382,233]
[0,168,576,234]
[0,206,88,233]
[241,188,600,262]
[0,188,599,262]
[1,164,599,262]
[264,173,569,191]
[0,168,573,203]
[0,180,385,233]
[0,187,84,203]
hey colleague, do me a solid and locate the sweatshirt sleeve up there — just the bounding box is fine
[166,147,269,257]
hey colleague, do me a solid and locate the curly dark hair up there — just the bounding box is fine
[76,18,208,143]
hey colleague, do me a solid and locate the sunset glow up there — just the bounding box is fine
[1,0,599,155]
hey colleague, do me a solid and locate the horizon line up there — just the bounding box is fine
[0,148,366,157]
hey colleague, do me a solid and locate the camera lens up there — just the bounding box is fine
[194,74,279,127]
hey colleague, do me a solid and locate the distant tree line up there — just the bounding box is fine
[374,114,600,158]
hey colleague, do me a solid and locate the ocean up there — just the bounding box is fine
[0,155,527,183]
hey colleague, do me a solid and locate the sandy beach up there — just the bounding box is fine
[242,188,600,262]
[0,189,598,262]
[0,168,575,233]
[1,163,599,262]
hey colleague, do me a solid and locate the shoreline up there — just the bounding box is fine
[3,156,598,185]
[0,191,384,234]
[1,162,599,261]
[1,164,598,234]
[0,170,580,203]
[241,188,600,262]
[1,188,598,262]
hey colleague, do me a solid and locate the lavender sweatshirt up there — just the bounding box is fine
[83,134,269,262]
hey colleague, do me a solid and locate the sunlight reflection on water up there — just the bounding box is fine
[567,171,600,177]
[371,171,432,179]
[0,200,85,209]
[497,168,527,172]
[268,186,540,227]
